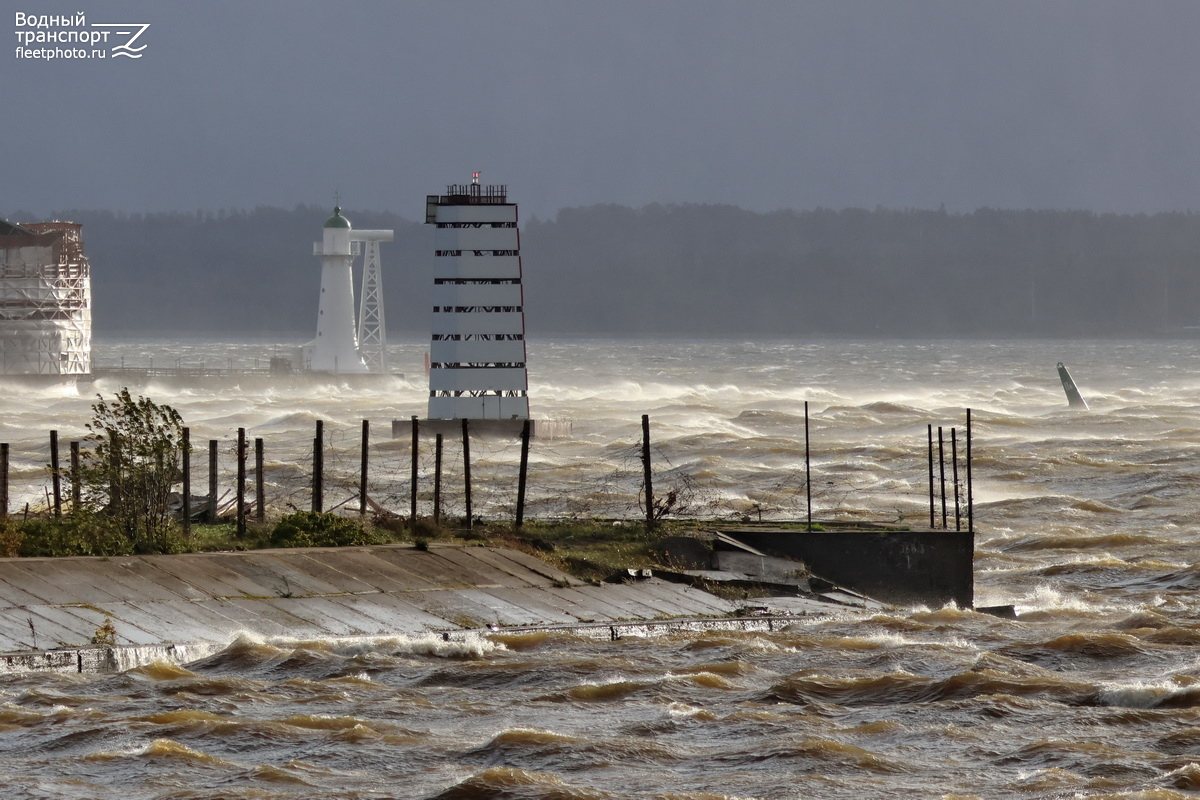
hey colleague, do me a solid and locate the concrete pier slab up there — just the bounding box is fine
[0,543,802,674]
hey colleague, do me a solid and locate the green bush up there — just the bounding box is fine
[78,389,186,554]
[0,520,22,558]
[17,514,137,557]
[269,512,384,549]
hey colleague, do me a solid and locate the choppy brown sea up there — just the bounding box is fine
[4,337,1200,799]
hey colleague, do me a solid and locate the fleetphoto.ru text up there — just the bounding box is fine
[14,12,148,60]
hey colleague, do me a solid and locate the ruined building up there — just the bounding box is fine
[0,220,91,375]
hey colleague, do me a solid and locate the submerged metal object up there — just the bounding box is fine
[1057,361,1089,410]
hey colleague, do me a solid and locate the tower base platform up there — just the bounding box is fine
[392,418,573,440]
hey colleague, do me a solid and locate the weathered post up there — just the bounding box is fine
[312,420,324,513]
[642,414,654,531]
[109,430,121,509]
[409,416,419,530]
[804,401,812,531]
[515,419,531,529]
[236,427,246,537]
[69,441,81,513]
[433,433,443,525]
[359,419,369,517]
[927,424,935,528]
[181,428,190,535]
[208,440,218,522]
[966,408,974,533]
[462,418,473,529]
[951,427,961,531]
[255,437,265,522]
[938,426,947,529]
[1,442,9,519]
[49,430,61,519]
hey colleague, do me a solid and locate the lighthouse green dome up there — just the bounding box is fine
[324,206,351,229]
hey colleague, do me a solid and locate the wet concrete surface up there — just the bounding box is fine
[0,543,798,673]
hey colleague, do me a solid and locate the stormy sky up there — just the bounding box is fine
[7,0,1200,221]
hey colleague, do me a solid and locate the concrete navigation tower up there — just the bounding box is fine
[305,206,394,374]
[425,175,530,419]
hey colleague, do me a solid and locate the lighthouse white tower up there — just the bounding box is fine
[426,175,529,419]
[306,206,368,373]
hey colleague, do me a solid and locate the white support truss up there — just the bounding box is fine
[356,238,387,372]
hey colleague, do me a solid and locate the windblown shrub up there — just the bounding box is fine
[77,389,187,554]
[269,512,384,548]
[17,514,138,557]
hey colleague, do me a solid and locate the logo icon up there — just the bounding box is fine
[89,23,149,58]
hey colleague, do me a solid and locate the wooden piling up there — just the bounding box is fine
[516,419,531,529]
[359,419,369,517]
[805,401,812,531]
[409,416,418,530]
[966,409,974,533]
[69,441,80,513]
[236,428,246,537]
[49,430,61,519]
[642,414,654,531]
[951,427,960,531]
[181,428,190,535]
[433,433,443,525]
[207,440,218,522]
[938,426,947,529]
[462,418,473,529]
[312,420,323,513]
[1,442,9,520]
[927,424,935,528]
[255,437,265,523]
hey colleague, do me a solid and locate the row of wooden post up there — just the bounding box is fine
[0,418,643,529]
[0,428,268,536]
[0,420,560,528]
[927,409,974,532]
[399,416,531,530]
[0,410,973,532]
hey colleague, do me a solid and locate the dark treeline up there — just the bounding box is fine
[38,205,430,336]
[22,203,1200,337]
[525,204,1200,337]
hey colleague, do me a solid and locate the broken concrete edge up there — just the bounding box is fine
[646,568,869,609]
[0,613,838,676]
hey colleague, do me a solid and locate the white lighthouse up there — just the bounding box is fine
[304,206,394,374]
[306,206,367,373]
[426,176,529,419]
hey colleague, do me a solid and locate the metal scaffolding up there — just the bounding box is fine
[0,221,91,375]
[355,234,391,373]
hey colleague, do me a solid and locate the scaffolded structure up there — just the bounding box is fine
[0,220,91,375]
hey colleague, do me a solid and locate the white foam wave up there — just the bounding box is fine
[1014,585,1126,615]
[1095,678,1190,709]
[226,630,505,659]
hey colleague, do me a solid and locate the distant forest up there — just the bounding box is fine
[20,203,1200,338]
